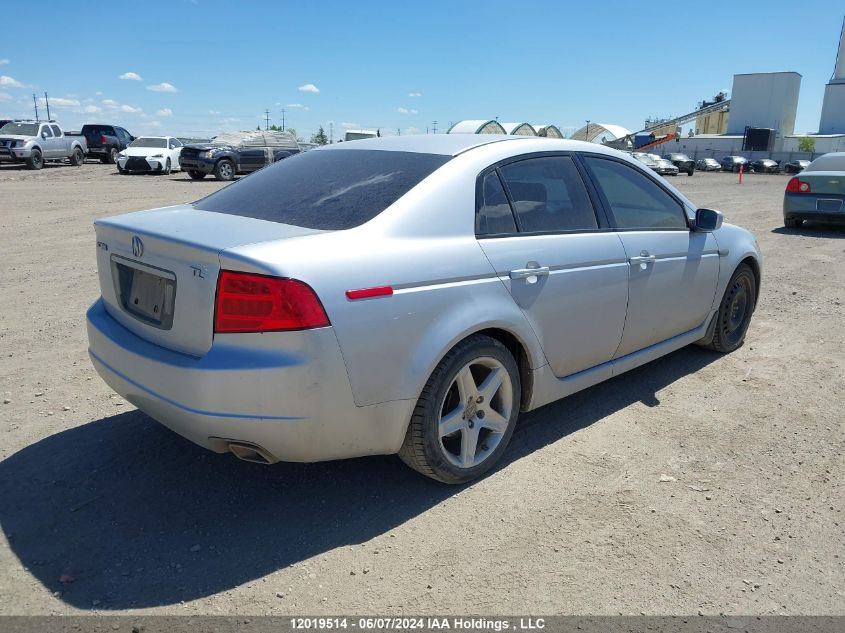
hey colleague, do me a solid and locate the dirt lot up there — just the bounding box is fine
[0,161,842,616]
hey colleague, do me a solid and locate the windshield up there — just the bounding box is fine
[194,149,451,230]
[634,154,656,165]
[806,154,845,172]
[0,122,38,136]
[129,137,167,148]
[671,154,690,161]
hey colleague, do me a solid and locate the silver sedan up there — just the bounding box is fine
[87,135,762,483]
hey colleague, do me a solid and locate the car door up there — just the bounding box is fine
[238,147,267,172]
[38,124,56,158]
[50,125,65,157]
[169,137,182,168]
[476,154,630,378]
[581,155,720,359]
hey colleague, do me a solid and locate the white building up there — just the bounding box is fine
[818,18,845,134]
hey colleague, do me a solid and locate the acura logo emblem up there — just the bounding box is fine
[131,236,144,258]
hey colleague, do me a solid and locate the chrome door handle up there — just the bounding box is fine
[510,266,550,280]
[629,255,656,264]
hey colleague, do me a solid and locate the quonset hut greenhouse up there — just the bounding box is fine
[446,120,507,134]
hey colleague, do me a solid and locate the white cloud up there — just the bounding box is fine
[120,104,142,114]
[408,92,422,97]
[0,92,11,102]
[149,120,162,128]
[80,105,102,114]
[156,108,173,116]
[95,91,103,96]
[397,107,418,115]
[298,83,320,93]
[119,71,143,81]
[286,103,309,110]
[102,99,119,108]
[208,109,221,115]
[0,59,9,65]
[146,82,177,93]
[45,97,80,108]
[0,75,24,88]
[341,122,359,129]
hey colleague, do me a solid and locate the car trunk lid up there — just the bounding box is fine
[797,171,845,196]
[94,204,324,357]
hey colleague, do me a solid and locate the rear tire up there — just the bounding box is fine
[163,158,172,175]
[107,147,119,164]
[69,147,84,167]
[398,335,521,484]
[687,168,694,176]
[701,264,756,354]
[213,159,235,181]
[784,217,803,229]
[26,148,43,170]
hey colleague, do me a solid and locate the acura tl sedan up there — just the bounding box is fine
[87,135,762,483]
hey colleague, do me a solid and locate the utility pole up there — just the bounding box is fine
[264,109,271,130]
[585,119,591,142]
[432,120,438,134]
[44,92,51,120]
[397,128,401,136]
[281,108,286,132]
[329,122,334,143]
[33,93,40,121]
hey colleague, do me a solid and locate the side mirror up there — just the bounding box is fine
[41,132,48,139]
[694,208,723,232]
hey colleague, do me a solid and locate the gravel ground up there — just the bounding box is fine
[0,162,842,616]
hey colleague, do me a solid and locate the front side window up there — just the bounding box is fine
[476,171,516,235]
[583,157,687,230]
[40,125,53,138]
[498,156,598,233]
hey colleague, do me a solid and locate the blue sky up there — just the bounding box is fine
[1,0,842,139]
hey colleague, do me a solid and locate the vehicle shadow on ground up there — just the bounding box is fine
[0,346,718,610]
[772,223,845,238]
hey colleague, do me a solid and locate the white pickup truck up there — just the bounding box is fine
[0,120,87,170]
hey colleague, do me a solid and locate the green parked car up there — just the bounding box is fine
[783,152,845,228]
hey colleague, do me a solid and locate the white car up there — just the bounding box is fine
[117,136,182,174]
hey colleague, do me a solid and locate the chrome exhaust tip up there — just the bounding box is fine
[226,441,278,465]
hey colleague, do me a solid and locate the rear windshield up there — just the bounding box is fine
[194,149,450,230]
[81,125,115,136]
[806,154,845,172]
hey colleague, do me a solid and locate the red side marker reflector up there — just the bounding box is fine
[345,286,393,301]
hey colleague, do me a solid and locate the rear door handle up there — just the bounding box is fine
[510,266,550,280]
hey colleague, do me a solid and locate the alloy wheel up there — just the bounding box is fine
[438,357,513,469]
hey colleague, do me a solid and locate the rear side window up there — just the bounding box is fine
[50,125,62,137]
[82,126,114,136]
[583,157,687,230]
[476,171,517,235]
[498,156,598,233]
[194,149,450,230]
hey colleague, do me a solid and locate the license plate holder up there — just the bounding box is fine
[816,198,843,213]
[111,255,177,329]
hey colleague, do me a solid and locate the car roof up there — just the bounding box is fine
[318,134,530,156]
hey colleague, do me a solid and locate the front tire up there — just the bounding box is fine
[398,335,521,484]
[213,159,235,181]
[784,217,803,229]
[26,149,43,170]
[107,147,119,164]
[701,264,756,353]
[188,170,206,180]
[163,158,172,175]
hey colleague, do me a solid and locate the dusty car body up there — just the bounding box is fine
[87,135,762,483]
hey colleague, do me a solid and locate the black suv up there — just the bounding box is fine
[663,153,695,176]
[180,130,300,181]
[81,124,134,164]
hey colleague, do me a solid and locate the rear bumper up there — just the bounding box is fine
[784,193,845,222]
[86,298,411,462]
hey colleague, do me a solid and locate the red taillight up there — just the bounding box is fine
[100,135,108,145]
[214,271,329,333]
[345,286,393,300]
[786,177,811,193]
